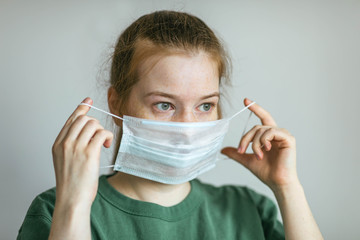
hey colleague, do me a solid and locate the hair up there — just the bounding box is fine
[109,10,231,163]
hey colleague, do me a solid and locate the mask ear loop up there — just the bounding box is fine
[241,111,253,138]
[79,103,124,120]
[218,103,254,161]
[100,165,115,169]
[79,102,121,169]
[228,101,255,121]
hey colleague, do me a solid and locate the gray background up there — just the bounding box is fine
[1,0,359,239]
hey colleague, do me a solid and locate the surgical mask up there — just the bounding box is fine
[80,102,255,184]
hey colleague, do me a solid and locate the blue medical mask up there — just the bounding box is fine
[80,102,254,184]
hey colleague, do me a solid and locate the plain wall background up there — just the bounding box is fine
[1,0,359,239]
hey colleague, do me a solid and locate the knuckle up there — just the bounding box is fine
[88,116,100,123]
[87,119,99,128]
[98,129,108,136]
[268,127,276,134]
[51,143,58,154]
[263,127,274,135]
[83,150,92,159]
[77,115,89,122]
[73,142,83,153]
[62,139,72,149]
[260,134,267,142]
[252,141,260,148]
[253,125,262,130]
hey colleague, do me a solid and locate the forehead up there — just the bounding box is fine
[135,52,220,96]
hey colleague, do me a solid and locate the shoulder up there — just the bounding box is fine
[193,180,284,239]
[25,187,56,220]
[194,179,279,217]
[17,187,56,239]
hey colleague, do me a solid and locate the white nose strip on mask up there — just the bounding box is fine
[79,101,255,184]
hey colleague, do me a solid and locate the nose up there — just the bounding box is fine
[173,109,197,122]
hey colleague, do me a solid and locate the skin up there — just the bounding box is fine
[106,52,221,206]
[49,52,323,239]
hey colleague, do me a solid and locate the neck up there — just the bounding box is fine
[107,172,191,207]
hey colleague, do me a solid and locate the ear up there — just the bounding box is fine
[107,87,123,126]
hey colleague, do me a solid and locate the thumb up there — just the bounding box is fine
[221,147,256,169]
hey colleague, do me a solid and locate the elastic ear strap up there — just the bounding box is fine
[79,103,124,120]
[229,101,256,120]
[241,112,253,138]
[100,164,115,169]
[78,103,119,170]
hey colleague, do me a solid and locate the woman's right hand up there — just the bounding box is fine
[49,98,113,239]
[51,97,113,209]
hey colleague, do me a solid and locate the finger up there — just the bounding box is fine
[237,125,260,153]
[221,147,256,169]
[88,129,114,152]
[53,116,99,157]
[66,97,93,125]
[260,128,296,149]
[260,128,274,152]
[251,128,267,160]
[63,115,99,143]
[54,97,93,144]
[238,125,270,154]
[76,120,104,149]
[244,98,277,126]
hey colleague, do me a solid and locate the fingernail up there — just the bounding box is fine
[266,142,271,150]
[237,146,243,153]
[82,97,91,104]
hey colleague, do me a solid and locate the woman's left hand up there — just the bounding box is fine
[221,98,299,191]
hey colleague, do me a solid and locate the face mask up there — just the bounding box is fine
[80,102,255,184]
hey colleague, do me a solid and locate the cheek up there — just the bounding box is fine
[195,109,218,122]
[216,105,222,119]
[124,94,148,118]
[212,107,220,120]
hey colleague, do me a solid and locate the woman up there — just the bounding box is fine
[17,11,323,239]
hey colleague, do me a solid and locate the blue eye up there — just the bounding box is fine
[199,103,212,112]
[155,102,172,111]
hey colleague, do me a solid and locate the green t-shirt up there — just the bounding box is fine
[17,175,284,239]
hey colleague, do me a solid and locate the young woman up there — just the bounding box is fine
[17,11,323,240]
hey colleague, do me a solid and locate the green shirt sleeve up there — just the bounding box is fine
[17,188,55,240]
[17,215,51,240]
[244,187,284,240]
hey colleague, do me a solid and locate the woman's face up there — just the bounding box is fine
[126,52,220,122]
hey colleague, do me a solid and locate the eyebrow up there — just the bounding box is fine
[144,91,220,100]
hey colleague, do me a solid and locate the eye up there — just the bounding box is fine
[155,102,172,111]
[199,103,213,112]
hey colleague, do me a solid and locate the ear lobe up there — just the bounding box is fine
[107,87,123,126]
